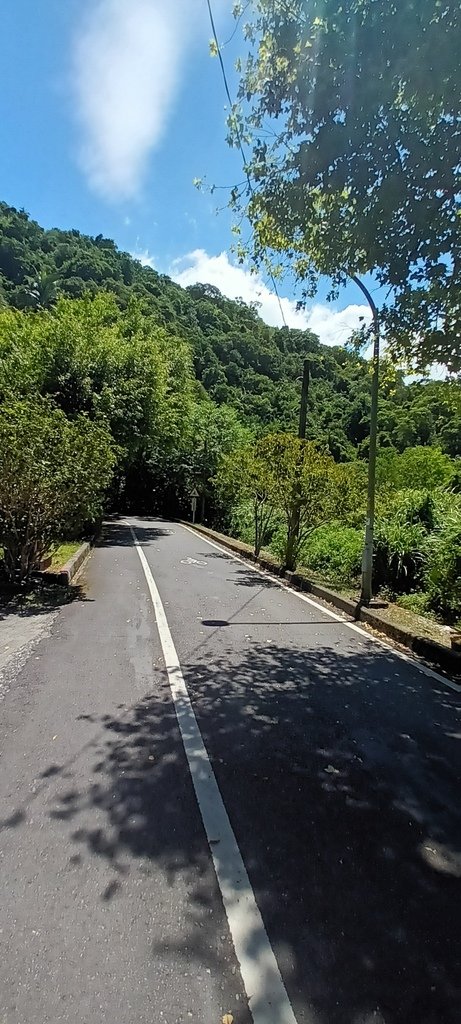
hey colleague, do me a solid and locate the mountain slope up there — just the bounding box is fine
[0,200,459,457]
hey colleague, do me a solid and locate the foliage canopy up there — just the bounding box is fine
[231,0,461,373]
[0,397,114,579]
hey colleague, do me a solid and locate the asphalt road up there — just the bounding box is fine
[1,518,460,1024]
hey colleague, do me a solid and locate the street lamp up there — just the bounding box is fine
[351,276,380,606]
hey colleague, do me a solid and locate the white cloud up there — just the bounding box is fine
[306,302,372,347]
[71,0,198,199]
[171,249,371,346]
[131,249,156,269]
[171,249,309,329]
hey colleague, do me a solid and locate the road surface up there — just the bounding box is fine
[0,518,460,1024]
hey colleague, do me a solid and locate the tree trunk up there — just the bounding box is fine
[284,504,300,571]
[254,503,261,556]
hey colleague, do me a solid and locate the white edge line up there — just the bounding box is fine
[180,524,461,696]
[128,523,299,1024]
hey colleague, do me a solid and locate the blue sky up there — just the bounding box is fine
[0,0,373,345]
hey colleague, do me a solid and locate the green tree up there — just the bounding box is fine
[215,442,276,556]
[258,434,358,570]
[0,293,196,508]
[231,0,461,373]
[376,446,456,491]
[0,198,459,505]
[186,401,251,518]
[0,397,114,580]
[218,433,356,568]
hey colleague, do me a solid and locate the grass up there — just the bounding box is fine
[47,541,82,571]
[367,601,453,648]
[0,540,82,572]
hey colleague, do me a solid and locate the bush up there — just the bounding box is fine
[0,397,114,580]
[229,500,282,551]
[229,501,259,547]
[432,488,461,529]
[373,489,436,595]
[389,489,435,530]
[268,519,294,564]
[373,520,427,595]
[376,446,456,491]
[425,516,461,625]
[216,434,345,566]
[297,524,363,587]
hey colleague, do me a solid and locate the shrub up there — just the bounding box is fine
[268,519,294,564]
[373,489,436,595]
[425,515,461,624]
[216,434,345,565]
[373,520,427,595]
[230,500,283,552]
[230,501,260,547]
[263,436,358,570]
[390,489,435,530]
[215,445,277,556]
[0,397,114,580]
[376,446,456,491]
[297,524,363,587]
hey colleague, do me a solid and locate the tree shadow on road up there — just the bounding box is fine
[98,520,173,548]
[227,567,282,589]
[37,636,461,1024]
[0,581,89,622]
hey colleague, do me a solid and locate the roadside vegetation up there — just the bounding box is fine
[216,440,461,627]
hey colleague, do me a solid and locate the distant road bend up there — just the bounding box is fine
[0,518,460,1024]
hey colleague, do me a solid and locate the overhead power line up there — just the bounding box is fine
[205,0,288,328]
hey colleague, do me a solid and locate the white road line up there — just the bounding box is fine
[128,523,300,1024]
[180,524,461,695]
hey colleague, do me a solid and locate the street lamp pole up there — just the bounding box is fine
[351,275,380,606]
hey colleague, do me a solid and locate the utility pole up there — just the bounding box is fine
[298,359,310,439]
[200,439,208,523]
[286,359,310,570]
[351,276,380,606]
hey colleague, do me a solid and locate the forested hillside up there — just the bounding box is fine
[0,201,459,459]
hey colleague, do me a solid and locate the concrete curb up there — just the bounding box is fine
[184,522,461,680]
[44,542,91,586]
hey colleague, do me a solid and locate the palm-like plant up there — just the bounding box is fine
[22,271,59,309]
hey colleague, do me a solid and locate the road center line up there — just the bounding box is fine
[128,523,300,1024]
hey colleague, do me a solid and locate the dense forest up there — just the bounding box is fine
[0,202,460,621]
